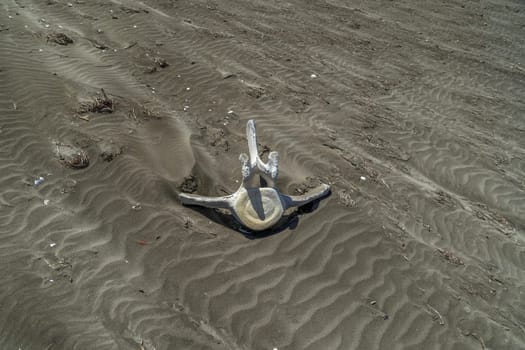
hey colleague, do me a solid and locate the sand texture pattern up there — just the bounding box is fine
[0,0,524,349]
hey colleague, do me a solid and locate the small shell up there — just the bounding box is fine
[232,187,284,231]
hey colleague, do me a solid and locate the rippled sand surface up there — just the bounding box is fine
[1,0,524,349]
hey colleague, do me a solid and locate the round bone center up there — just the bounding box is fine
[234,187,284,230]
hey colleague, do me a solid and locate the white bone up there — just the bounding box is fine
[179,119,330,231]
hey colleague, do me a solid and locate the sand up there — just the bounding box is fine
[1,0,524,349]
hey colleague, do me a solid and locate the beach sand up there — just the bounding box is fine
[1,0,524,349]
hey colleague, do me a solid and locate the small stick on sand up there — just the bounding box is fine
[426,304,445,325]
[123,41,137,49]
[463,331,486,350]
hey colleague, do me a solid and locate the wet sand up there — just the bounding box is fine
[1,0,524,349]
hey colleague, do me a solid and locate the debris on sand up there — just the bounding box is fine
[426,304,445,325]
[46,32,73,45]
[294,177,324,195]
[128,104,161,121]
[179,175,198,193]
[434,190,456,208]
[245,86,265,99]
[86,38,108,50]
[54,143,89,169]
[79,89,114,113]
[98,141,122,162]
[337,189,356,207]
[145,56,169,73]
[123,42,137,50]
[183,217,193,229]
[120,6,149,14]
[154,57,169,68]
[436,248,464,266]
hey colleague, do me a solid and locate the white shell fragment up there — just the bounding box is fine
[34,176,45,186]
[179,119,331,231]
